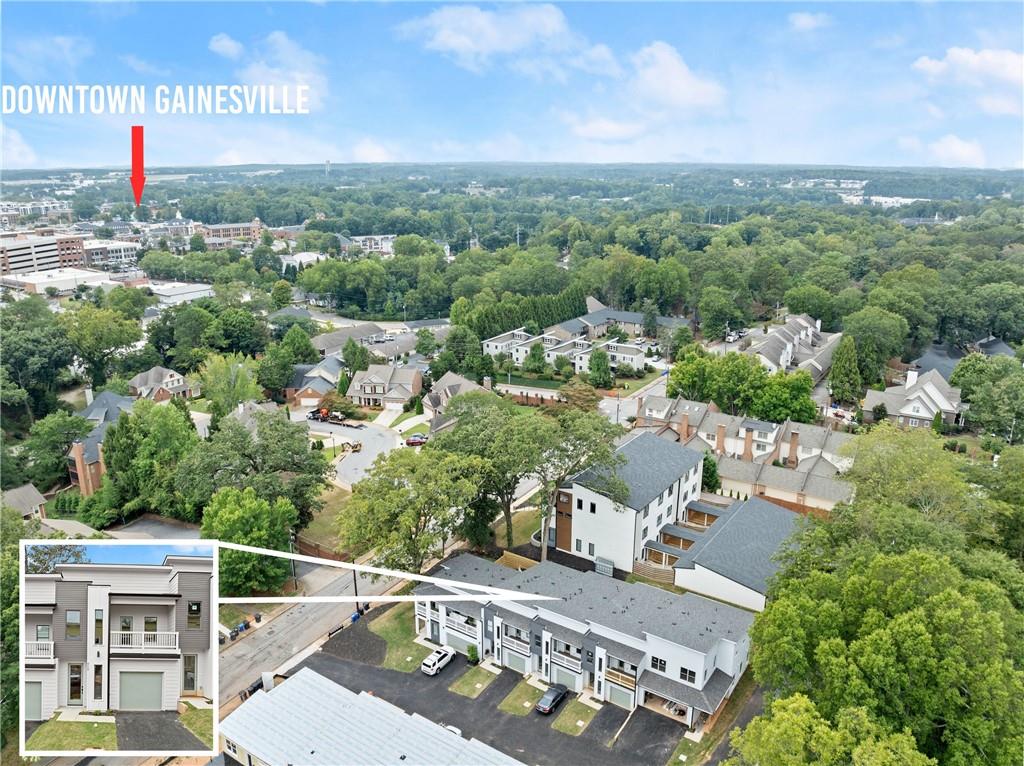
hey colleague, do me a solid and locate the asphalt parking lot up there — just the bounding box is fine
[115,711,207,751]
[298,649,684,766]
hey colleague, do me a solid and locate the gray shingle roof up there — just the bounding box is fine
[575,432,702,511]
[2,483,46,516]
[674,497,800,594]
[637,667,734,714]
[219,667,522,765]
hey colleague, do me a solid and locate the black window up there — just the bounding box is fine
[589,502,596,514]
[65,610,81,639]
[187,601,202,629]
[680,667,696,684]
[597,657,603,671]
[588,542,595,556]
[575,539,582,552]
[651,656,666,672]
[576,498,583,510]
[183,655,197,692]
[94,609,103,644]
[534,634,541,647]
[94,666,103,700]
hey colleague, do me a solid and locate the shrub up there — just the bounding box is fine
[467,644,479,664]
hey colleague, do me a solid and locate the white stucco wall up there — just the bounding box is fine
[673,564,767,612]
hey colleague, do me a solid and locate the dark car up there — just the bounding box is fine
[405,434,429,447]
[535,684,569,715]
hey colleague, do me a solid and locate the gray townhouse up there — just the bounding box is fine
[22,554,214,721]
[414,554,753,735]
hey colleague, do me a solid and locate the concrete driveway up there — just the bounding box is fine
[298,651,684,766]
[332,422,401,487]
[107,515,201,539]
[115,711,206,751]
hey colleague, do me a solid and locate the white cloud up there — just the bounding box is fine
[1,124,37,168]
[924,102,945,119]
[928,134,986,167]
[237,31,328,110]
[977,93,1022,116]
[398,4,570,72]
[897,135,924,153]
[118,54,170,77]
[561,113,646,141]
[3,35,93,80]
[570,44,623,78]
[873,34,906,50]
[913,47,1024,87]
[788,12,832,32]
[629,42,725,112]
[209,33,244,60]
[350,138,397,163]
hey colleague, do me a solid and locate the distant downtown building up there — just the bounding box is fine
[22,554,214,721]
[0,234,86,275]
[83,239,142,269]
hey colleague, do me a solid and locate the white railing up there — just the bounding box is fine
[444,614,477,637]
[605,667,637,689]
[550,651,582,672]
[25,641,54,660]
[110,631,179,650]
[502,634,531,655]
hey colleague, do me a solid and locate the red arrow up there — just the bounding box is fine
[130,125,146,206]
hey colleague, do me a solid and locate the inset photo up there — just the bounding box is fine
[20,540,217,757]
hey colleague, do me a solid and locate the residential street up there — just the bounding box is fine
[295,413,403,487]
[218,565,399,699]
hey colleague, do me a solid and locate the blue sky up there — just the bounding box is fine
[27,543,214,565]
[2,2,1022,169]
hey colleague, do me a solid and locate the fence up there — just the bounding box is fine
[295,535,349,562]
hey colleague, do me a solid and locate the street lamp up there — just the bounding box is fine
[288,531,298,591]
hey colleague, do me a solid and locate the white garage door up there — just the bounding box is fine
[552,665,579,689]
[445,633,475,656]
[608,682,634,709]
[504,650,529,675]
[24,681,42,720]
[119,672,163,711]
[299,397,322,407]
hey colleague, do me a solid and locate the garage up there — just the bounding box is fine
[118,672,163,711]
[552,664,579,689]
[445,632,476,656]
[607,683,634,710]
[503,649,529,675]
[299,396,322,408]
[24,681,42,721]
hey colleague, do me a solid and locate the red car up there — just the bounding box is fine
[405,434,429,447]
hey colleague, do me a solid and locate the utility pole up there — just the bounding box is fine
[288,531,298,591]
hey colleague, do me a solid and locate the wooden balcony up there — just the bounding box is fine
[605,667,637,689]
[550,650,582,673]
[25,641,54,662]
[110,631,179,652]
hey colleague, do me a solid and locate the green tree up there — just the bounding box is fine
[641,299,659,338]
[201,487,298,596]
[342,337,371,372]
[25,543,87,573]
[828,335,862,405]
[588,348,613,388]
[341,449,486,573]
[842,306,909,383]
[22,411,92,488]
[270,279,293,309]
[256,343,296,396]
[61,304,142,386]
[701,451,721,492]
[751,370,817,423]
[724,694,935,766]
[105,286,155,321]
[784,284,833,325]
[559,378,602,411]
[197,353,262,420]
[430,393,557,548]
[415,328,437,356]
[189,233,207,252]
[280,324,319,364]
[522,342,547,374]
[699,285,741,339]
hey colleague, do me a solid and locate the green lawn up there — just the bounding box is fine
[25,719,117,751]
[666,669,757,765]
[504,374,566,390]
[179,701,214,748]
[402,422,429,436]
[390,410,418,428]
[367,603,433,672]
[497,680,545,716]
[448,666,497,698]
[187,397,213,413]
[494,508,541,549]
[617,367,665,393]
[303,485,351,550]
[551,699,599,736]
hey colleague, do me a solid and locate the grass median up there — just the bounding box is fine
[498,679,545,716]
[368,603,433,672]
[449,665,497,698]
[26,719,117,751]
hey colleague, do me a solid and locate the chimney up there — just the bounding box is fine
[84,386,94,406]
[742,429,754,461]
[905,370,918,389]
[482,376,492,391]
[680,413,690,439]
[261,672,276,691]
[716,424,726,455]
[636,395,646,424]
[787,430,799,468]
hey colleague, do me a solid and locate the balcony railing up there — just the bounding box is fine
[25,641,54,661]
[444,614,477,638]
[550,650,582,673]
[605,667,637,690]
[110,631,179,651]
[502,634,531,656]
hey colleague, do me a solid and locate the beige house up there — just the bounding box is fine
[347,364,422,409]
[863,369,966,428]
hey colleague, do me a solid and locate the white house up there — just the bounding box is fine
[863,369,966,428]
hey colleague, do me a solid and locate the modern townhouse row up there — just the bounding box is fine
[413,553,753,733]
[22,555,214,721]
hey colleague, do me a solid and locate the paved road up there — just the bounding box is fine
[598,376,667,425]
[107,516,201,539]
[219,566,399,699]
